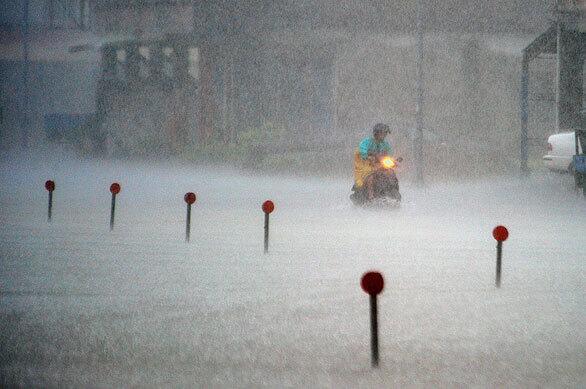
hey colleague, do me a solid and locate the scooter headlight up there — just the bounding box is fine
[381,156,396,169]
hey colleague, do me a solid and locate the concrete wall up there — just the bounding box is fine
[0,59,99,148]
[92,2,193,38]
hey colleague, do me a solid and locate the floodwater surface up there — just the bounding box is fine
[1,156,585,387]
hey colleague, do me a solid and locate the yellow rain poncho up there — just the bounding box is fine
[353,137,393,188]
[353,150,376,188]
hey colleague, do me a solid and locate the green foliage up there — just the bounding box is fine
[181,122,289,167]
[180,140,236,163]
[235,122,287,169]
[237,122,287,149]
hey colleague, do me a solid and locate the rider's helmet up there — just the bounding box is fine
[373,123,390,135]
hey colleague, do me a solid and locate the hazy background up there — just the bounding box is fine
[1,0,580,179]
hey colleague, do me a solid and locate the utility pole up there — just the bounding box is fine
[414,0,425,185]
[21,0,30,149]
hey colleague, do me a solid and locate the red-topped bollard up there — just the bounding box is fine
[184,192,196,242]
[45,180,55,222]
[492,225,509,288]
[361,271,384,368]
[262,200,275,253]
[109,182,121,231]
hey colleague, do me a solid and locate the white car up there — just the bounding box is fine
[543,131,583,172]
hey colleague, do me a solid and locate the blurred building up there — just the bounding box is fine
[0,0,98,149]
[3,0,578,177]
[90,0,197,155]
[190,0,557,176]
[521,0,585,174]
[0,0,193,151]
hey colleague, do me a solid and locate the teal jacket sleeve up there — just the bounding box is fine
[359,138,371,159]
[382,141,392,155]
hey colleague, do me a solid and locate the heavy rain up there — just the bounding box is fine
[1,1,585,387]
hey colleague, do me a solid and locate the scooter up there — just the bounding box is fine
[350,155,402,207]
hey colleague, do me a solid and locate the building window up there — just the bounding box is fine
[138,46,151,79]
[188,47,200,80]
[162,47,175,79]
[116,49,127,82]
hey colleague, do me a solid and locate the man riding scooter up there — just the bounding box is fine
[351,123,401,205]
